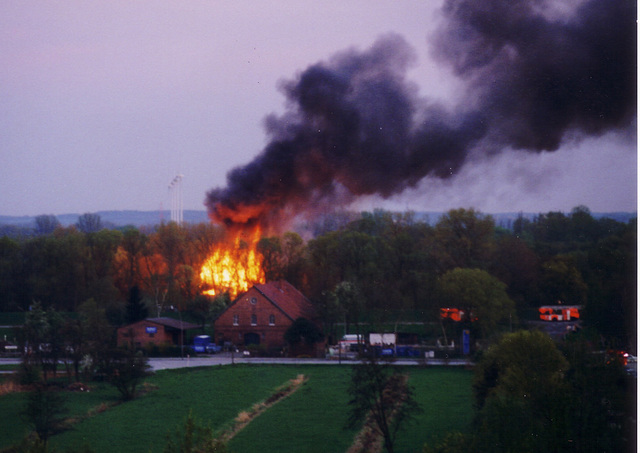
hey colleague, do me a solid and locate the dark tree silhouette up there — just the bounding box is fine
[347,357,421,453]
[125,285,148,325]
[22,384,67,445]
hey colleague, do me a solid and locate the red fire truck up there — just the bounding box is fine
[538,305,581,321]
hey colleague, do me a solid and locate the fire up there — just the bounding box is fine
[200,228,265,299]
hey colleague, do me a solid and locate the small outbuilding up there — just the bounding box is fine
[117,317,199,349]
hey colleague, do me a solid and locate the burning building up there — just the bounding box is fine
[197,0,635,346]
[199,227,265,299]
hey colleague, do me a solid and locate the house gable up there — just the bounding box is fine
[215,285,293,330]
[254,280,318,321]
[213,280,320,352]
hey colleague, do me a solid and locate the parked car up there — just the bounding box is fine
[189,335,221,354]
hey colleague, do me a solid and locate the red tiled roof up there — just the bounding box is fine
[146,317,199,331]
[253,280,318,321]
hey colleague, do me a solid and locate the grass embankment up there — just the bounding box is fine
[0,365,473,453]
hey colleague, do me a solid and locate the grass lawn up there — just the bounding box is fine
[228,366,359,453]
[0,391,31,448]
[0,364,473,453]
[50,365,304,453]
[396,367,474,452]
[229,366,473,453]
[0,381,121,450]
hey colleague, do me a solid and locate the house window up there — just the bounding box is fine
[233,314,239,326]
[250,297,257,305]
[269,314,275,326]
[251,314,257,326]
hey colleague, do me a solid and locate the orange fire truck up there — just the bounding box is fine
[538,305,581,321]
[440,308,478,322]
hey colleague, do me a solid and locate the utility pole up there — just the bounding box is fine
[168,174,184,225]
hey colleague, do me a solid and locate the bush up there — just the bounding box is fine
[144,343,183,357]
[22,384,67,445]
[106,348,153,401]
[164,411,228,453]
[17,362,42,386]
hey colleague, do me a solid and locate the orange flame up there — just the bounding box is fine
[200,228,265,299]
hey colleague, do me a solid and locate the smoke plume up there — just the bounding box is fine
[206,0,636,232]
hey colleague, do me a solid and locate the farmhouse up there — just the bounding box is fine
[214,280,322,356]
[117,317,199,349]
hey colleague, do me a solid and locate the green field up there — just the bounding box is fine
[0,365,473,453]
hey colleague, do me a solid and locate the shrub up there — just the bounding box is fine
[164,411,228,453]
[17,362,42,386]
[106,348,152,401]
[22,384,67,445]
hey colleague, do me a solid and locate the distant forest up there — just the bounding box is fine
[0,208,635,235]
[0,206,635,351]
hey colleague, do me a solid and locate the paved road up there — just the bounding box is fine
[148,353,472,370]
[0,355,472,373]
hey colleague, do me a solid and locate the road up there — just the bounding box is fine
[147,353,472,370]
[0,354,473,373]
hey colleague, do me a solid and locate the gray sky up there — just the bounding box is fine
[0,1,636,217]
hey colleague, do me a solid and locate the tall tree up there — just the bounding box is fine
[19,303,66,382]
[76,213,103,233]
[0,236,21,311]
[284,317,324,347]
[125,285,148,324]
[281,232,306,287]
[489,235,540,306]
[582,224,636,348]
[60,317,85,382]
[112,227,147,297]
[20,231,85,311]
[34,215,60,235]
[472,330,571,452]
[82,229,122,306]
[257,236,283,281]
[20,302,49,380]
[347,357,421,453]
[152,223,188,309]
[330,281,364,338]
[77,298,114,379]
[433,208,495,271]
[539,255,587,305]
[23,385,67,446]
[561,332,632,452]
[439,268,515,340]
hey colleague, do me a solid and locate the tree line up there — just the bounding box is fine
[0,207,635,350]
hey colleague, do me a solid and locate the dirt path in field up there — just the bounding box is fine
[219,374,307,443]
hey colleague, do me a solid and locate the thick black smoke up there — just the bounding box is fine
[206,0,636,231]
[434,0,636,150]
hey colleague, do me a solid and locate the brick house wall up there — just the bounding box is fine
[214,286,290,352]
[214,281,323,355]
[117,318,198,349]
